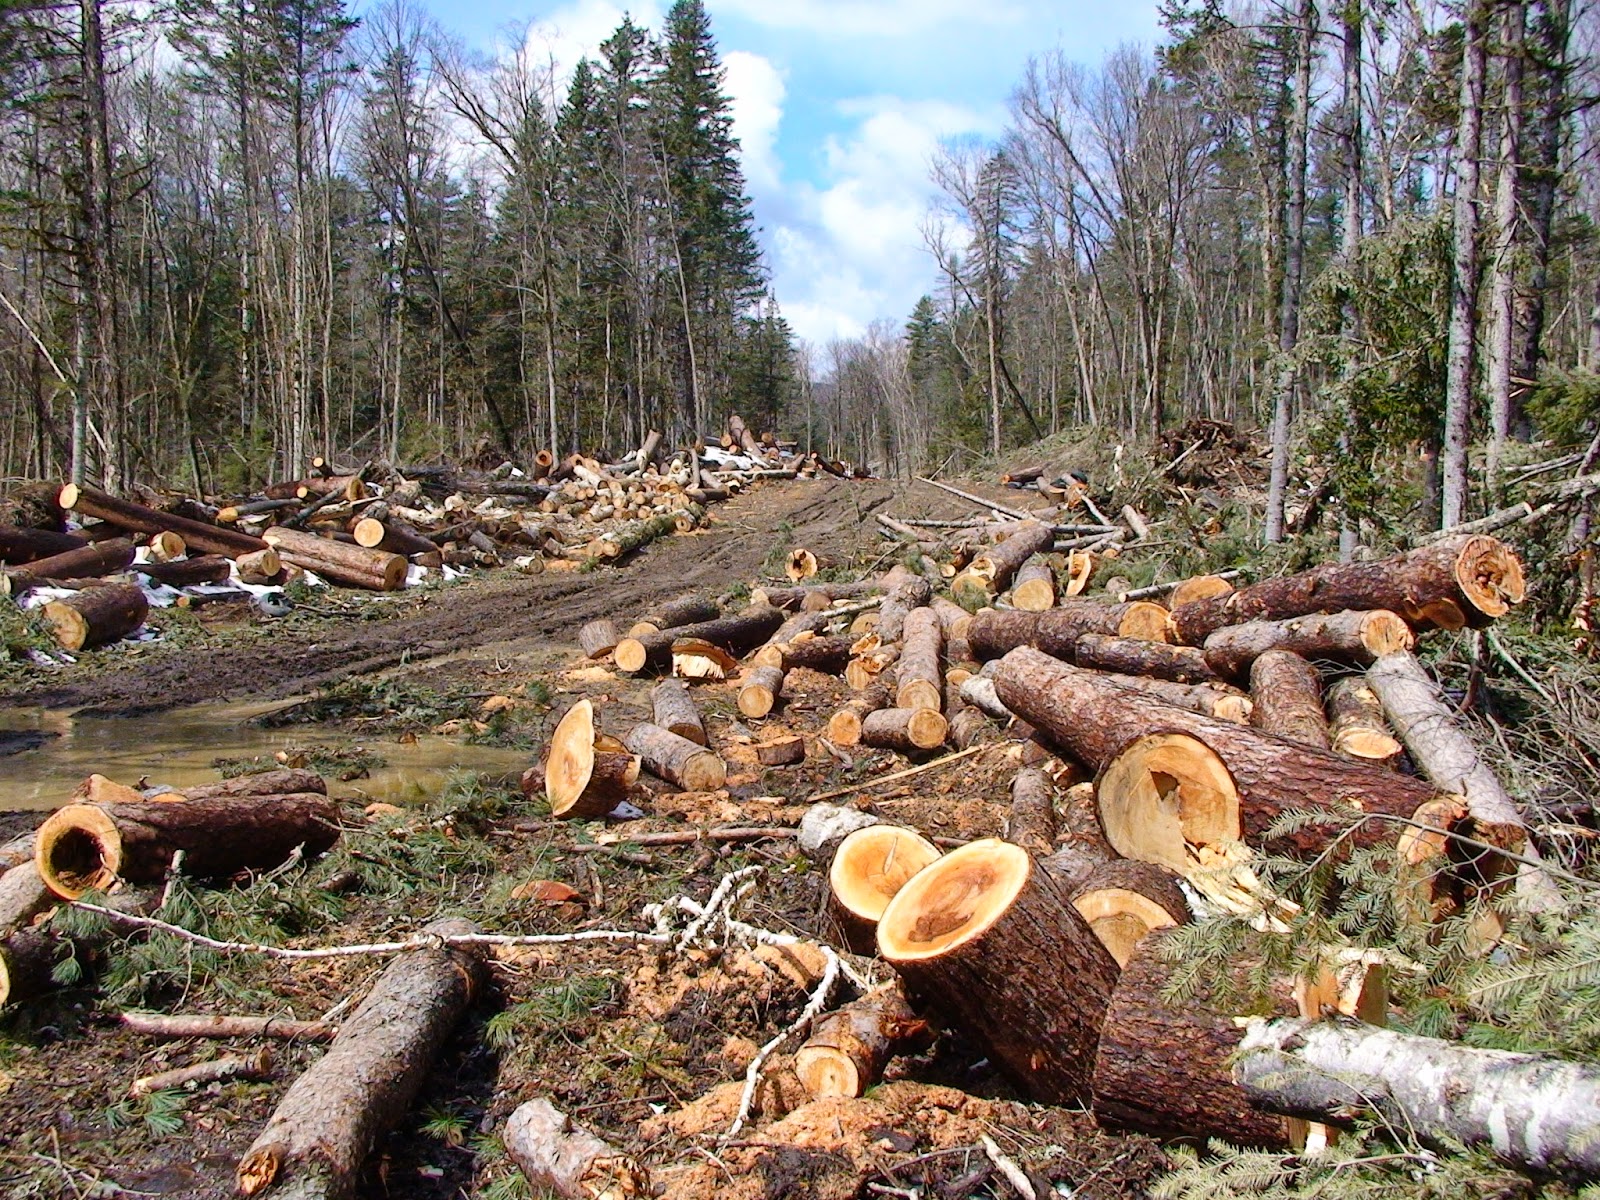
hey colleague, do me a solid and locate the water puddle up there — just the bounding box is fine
[0,700,533,811]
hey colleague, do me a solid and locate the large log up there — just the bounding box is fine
[60,484,268,558]
[794,984,931,1099]
[828,824,941,954]
[876,575,931,642]
[2,537,135,593]
[993,648,1447,868]
[1202,609,1415,679]
[236,918,489,1200]
[0,524,87,564]
[967,602,1171,662]
[42,583,149,651]
[895,606,944,711]
[1073,633,1217,684]
[542,700,640,819]
[614,605,785,675]
[503,1098,648,1199]
[1011,555,1057,611]
[263,527,407,591]
[1171,535,1525,645]
[1005,766,1057,858]
[737,666,785,718]
[623,723,726,791]
[877,839,1120,1105]
[34,792,340,898]
[952,520,1056,610]
[1249,650,1330,750]
[650,679,706,745]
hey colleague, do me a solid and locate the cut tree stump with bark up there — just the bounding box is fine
[34,792,341,898]
[623,723,726,791]
[968,602,1171,662]
[263,528,407,591]
[1073,633,1218,684]
[952,520,1057,610]
[1005,767,1057,857]
[614,606,785,675]
[1068,860,1189,967]
[650,679,706,746]
[41,583,149,651]
[1172,535,1525,645]
[2,537,133,593]
[578,619,623,660]
[542,700,641,819]
[0,524,86,564]
[826,682,891,746]
[895,606,944,712]
[628,593,720,637]
[1249,650,1331,750]
[828,824,941,955]
[60,484,269,558]
[877,839,1120,1105]
[503,1097,649,1199]
[794,984,932,1099]
[1326,678,1402,763]
[737,666,786,719]
[236,918,489,1200]
[861,708,947,753]
[1011,556,1057,611]
[1202,609,1414,679]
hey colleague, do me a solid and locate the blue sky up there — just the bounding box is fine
[412,0,1164,345]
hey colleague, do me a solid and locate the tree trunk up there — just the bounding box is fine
[180,770,327,802]
[1011,555,1057,611]
[1202,609,1414,678]
[895,607,943,711]
[502,1098,648,1200]
[3,538,135,593]
[0,862,51,940]
[876,576,932,642]
[768,634,855,675]
[1484,0,1526,503]
[263,528,407,591]
[952,520,1056,610]
[1068,859,1189,967]
[623,723,726,792]
[614,606,785,675]
[1249,650,1330,750]
[860,708,947,753]
[1073,633,1217,684]
[748,581,878,613]
[1325,678,1402,763]
[61,485,268,558]
[0,525,87,564]
[1005,766,1057,858]
[650,679,706,746]
[42,582,148,651]
[794,985,931,1099]
[968,602,1172,661]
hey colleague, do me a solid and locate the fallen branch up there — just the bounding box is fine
[805,744,987,805]
[120,1011,335,1041]
[131,1047,273,1097]
[916,478,1031,522]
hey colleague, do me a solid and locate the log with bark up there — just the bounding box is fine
[860,707,947,753]
[766,633,854,675]
[179,769,327,802]
[650,679,706,746]
[1202,609,1415,679]
[33,791,341,898]
[1325,677,1402,763]
[0,524,87,564]
[236,918,489,1200]
[755,735,806,766]
[825,682,891,746]
[1073,633,1218,684]
[785,547,821,581]
[895,606,944,711]
[1,537,135,594]
[263,527,407,591]
[967,602,1171,662]
[614,605,785,675]
[1249,650,1331,750]
[1005,766,1057,858]
[1167,574,1236,607]
[1067,859,1189,967]
[503,1097,649,1199]
[120,1011,335,1041]
[749,580,879,612]
[139,554,234,588]
[236,547,283,584]
[541,700,641,819]
[623,723,726,791]
[1171,535,1525,645]
[828,824,941,955]
[794,984,932,1099]
[748,610,828,668]
[877,839,1120,1105]
[349,517,437,559]
[737,666,786,718]
[876,574,932,643]
[628,593,721,637]
[42,583,149,651]
[1011,555,1057,611]
[61,484,269,558]
[578,619,623,660]
[952,520,1057,610]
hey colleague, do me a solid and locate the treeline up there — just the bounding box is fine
[0,0,794,492]
[819,0,1597,536]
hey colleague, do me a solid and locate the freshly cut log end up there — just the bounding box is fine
[861,707,947,752]
[1069,860,1190,967]
[877,839,1031,963]
[43,584,149,651]
[1453,534,1525,619]
[34,804,123,897]
[1011,556,1057,612]
[786,547,820,581]
[1096,733,1241,875]
[794,985,929,1099]
[543,700,639,819]
[1115,601,1174,642]
[737,665,785,718]
[1203,609,1415,679]
[830,824,941,929]
[1326,677,1402,762]
[578,619,622,660]
[613,638,649,673]
[1168,574,1235,607]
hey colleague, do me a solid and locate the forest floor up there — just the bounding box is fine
[0,473,1183,1200]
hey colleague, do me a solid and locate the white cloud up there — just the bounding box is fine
[723,51,786,195]
[711,0,1022,38]
[518,0,666,82]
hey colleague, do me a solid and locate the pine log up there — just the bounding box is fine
[61,484,268,558]
[623,723,726,791]
[0,861,51,940]
[877,839,1119,1105]
[629,593,721,637]
[895,606,943,712]
[503,1098,649,1199]
[1073,633,1218,684]
[967,602,1171,661]
[578,619,623,659]
[1091,672,1253,723]
[34,792,340,899]
[650,679,706,746]
[749,581,876,611]
[1249,650,1331,750]
[952,520,1056,609]
[146,530,187,562]
[2,537,135,594]
[591,512,678,559]
[1167,574,1235,607]
[861,707,947,753]
[0,927,57,1009]
[1203,609,1415,679]
[42,583,149,651]
[236,918,489,1200]
[993,647,1448,869]
[349,517,436,558]
[737,666,786,718]
[1171,535,1525,645]
[263,528,407,591]
[139,555,233,588]
[877,576,931,642]
[0,524,86,564]
[826,682,891,746]
[794,984,932,1099]
[1068,860,1189,967]
[541,700,640,819]
[180,770,327,802]
[771,633,854,674]
[958,675,1011,720]
[755,736,805,766]
[749,610,828,668]
[1233,1015,1600,1177]
[828,825,940,954]
[614,605,785,675]
[1011,556,1057,611]
[236,547,282,584]
[1005,767,1057,858]
[947,707,994,750]
[1325,678,1403,763]
[844,644,898,690]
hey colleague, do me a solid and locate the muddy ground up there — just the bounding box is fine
[0,476,1169,1200]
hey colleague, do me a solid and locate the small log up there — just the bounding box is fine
[1092,671,1253,723]
[1011,556,1057,611]
[755,735,805,766]
[180,770,327,802]
[968,601,1171,661]
[877,839,1119,1105]
[590,512,678,559]
[952,519,1056,609]
[263,527,407,591]
[1171,535,1525,644]
[623,723,726,791]
[139,554,233,588]
[1006,766,1057,857]
[504,1098,648,1199]
[1068,860,1189,967]
[131,1047,273,1097]
[34,791,341,898]
[42,583,149,651]
[794,984,932,1099]
[0,861,51,939]
[1203,609,1414,679]
[828,825,940,954]
[542,701,640,819]
[947,707,994,749]
[1249,650,1331,750]
[1073,633,1218,684]
[578,619,623,660]
[958,674,1011,720]
[614,605,785,675]
[650,679,706,746]
[826,682,891,746]
[861,708,947,753]
[1325,678,1402,763]
[61,484,269,558]
[235,547,282,584]
[749,610,828,668]
[2,537,135,594]
[349,517,436,558]
[120,1011,335,1041]
[737,666,786,719]
[0,524,87,564]
[236,918,489,1200]
[146,530,187,562]
[895,606,944,712]
[750,581,878,612]
[772,633,854,674]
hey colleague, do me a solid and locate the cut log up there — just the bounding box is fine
[993,647,1448,868]
[861,708,947,753]
[132,1048,274,1097]
[785,547,820,581]
[349,517,436,558]
[0,861,51,940]
[139,554,233,588]
[737,666,786,719]
[958,675,1010,720]
[236,918,489,1200]
[755,735,805,766]
[578,619,623,660]
[1073,633,1218,684]
[1249,650,1331,750]
[1233,1015,1600,1178]
[1011,556,1057,611]
[749,610,828,668]
[770,633,854,674]
[826,683,891,746]
[263,527,407,591]
[42,583,149,651]
[1068,860,1189,967]
[120,1011,335,1041]
[670,637,738,680]
[623,723,726,791]
[0,927,58,1008]
[1092,672,1253,723]
[895,606,944,712]
[2,537,135,593]
[876,576,931,642]
[180,770,327,801]
[1005,767,1057,858]
[629,593,721,637]
[34,792,339,899]
[749,581,878,612]
[541,700,640,820]
[1167,574,1235,607]
[1064,550,1096,597]
[828,824,941,954]
[1171,535,1525,645]
[967,602,1171,661]
[146,530,187,562]
[503,1097,649,1200]
[1325,678,1402,763]
[0,524,87,564]
[235,547,282,584]
[952,520,1056,610]
[877,839,1119,1105]
[61,485,268,558]
[650,679,706,746]
[794,984,932,1099]
[1203,609,1415,679]
[947,707,994,750]
[590,512,678,559]
[844,643,898,690]
[614,605,785,675]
